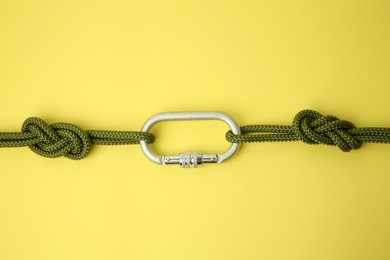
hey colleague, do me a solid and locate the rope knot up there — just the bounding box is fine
[22,117,91,159]
[292,110,361,152]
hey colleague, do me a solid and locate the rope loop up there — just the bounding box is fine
[292,110,361,152]
[22,117,91,160]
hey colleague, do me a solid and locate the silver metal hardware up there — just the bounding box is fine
[140,111,241,167]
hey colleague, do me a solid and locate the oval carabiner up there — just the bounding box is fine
[139,111,241,168]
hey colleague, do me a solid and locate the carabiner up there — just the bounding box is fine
[139,111,241,168]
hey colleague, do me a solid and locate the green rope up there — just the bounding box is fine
[2,110,390,160]
[226,109,390,152]
[0,117,154,160]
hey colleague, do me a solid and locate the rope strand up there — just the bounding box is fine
[0,117,154,160]
[226,109,390,152]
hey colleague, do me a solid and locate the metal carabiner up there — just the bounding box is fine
[139,111,241,168]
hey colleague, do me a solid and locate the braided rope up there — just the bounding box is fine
[2,110,390,160]
[226,109,390,152]
[0,117,155,160]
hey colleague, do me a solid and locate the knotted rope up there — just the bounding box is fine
[0,117,155,159]
[226,109,390,152]
[1,110,390,160]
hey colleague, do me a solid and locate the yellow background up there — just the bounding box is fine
[1,0,390,259]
